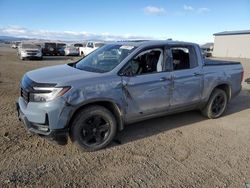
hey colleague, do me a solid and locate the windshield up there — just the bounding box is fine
[22,44,40,49]
[45,43,56,48]
[95,43,105,48]
[57,43,66,48]
[75,44,136,73]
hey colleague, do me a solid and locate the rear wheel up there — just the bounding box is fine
[70,105,117,151]
[201,88,228,119]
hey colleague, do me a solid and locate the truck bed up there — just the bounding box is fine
[204,59,241,66]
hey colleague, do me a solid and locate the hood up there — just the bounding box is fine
[22,48,41,51]
[26,64,101,84]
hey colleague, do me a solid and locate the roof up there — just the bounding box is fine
[214,30,250,36]
[110,40,197,47]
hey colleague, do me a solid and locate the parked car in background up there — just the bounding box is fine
[73,43,85,53]
[79,41,105,56]
[11,43,17,49]
[201,49,213,58]
[17,43,42,60]
[201,43,213,58]
[64,46,79,56]
[16,40,243,151]
[56,43,66,56]
[42,42,57,56]
[73,43,84,48]
[11,42,21,49]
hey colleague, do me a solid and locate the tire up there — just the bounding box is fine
[201,88,228,119]
[70,105,117,151]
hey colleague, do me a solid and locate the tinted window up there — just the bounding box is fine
[57,43,66,48]
[170,46,198,70]
[74,43,83,47]
[129,48,164,75]
[87,42,94,48]
[95,43,105,48]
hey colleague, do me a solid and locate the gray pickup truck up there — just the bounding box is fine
[16,41,244,151]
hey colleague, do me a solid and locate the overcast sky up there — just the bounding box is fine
[0,0,249,44]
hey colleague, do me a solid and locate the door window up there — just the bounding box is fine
[129,48,164,75]
[87,42,94,48]
[170,46,198,70]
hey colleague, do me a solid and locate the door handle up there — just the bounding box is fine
[160,77,172,81]
[193,72,203,76]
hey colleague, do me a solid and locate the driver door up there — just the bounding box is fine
[121,47,172,121]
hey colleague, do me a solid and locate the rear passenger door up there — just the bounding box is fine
[169,45,203,108]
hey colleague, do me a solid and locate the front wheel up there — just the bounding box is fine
[201,88,228,119]
[70,105,117,151]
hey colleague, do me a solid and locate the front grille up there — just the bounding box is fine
[27,52,37,55]
[26,50,39,53]
[21,87,29,102]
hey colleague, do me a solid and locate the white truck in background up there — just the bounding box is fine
[79,41,105,56]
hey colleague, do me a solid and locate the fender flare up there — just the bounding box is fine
[66,98,125,131]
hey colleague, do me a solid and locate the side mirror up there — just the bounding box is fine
[121,65,134,77]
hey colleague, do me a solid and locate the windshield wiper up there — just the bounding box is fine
[78,66,106,73]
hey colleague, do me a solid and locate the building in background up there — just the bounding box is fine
[213,30,250,58]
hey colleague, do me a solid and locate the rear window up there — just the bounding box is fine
[87,42,94,48]
[170,46,198,70]
[74,43,83,47]
[95,43,105,48]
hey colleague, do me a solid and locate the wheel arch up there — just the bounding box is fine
[211,83,231,101]
[67,99,124,131]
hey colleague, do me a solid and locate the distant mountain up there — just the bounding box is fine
[0,35,34,42]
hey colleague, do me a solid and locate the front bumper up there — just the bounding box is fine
[16,97,73,144]
[21,53,42,59]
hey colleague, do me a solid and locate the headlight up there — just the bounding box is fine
[30,86,71,102]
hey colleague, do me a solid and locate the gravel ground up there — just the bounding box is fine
[0,44,250,188]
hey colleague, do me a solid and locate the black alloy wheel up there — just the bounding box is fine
[81,115,110,146]
[201,88,228,119]
[70,105,117,151]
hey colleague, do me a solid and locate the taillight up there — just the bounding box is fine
[240,70,244,83]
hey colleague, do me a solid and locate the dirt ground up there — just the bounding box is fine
[0,43,250,188]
